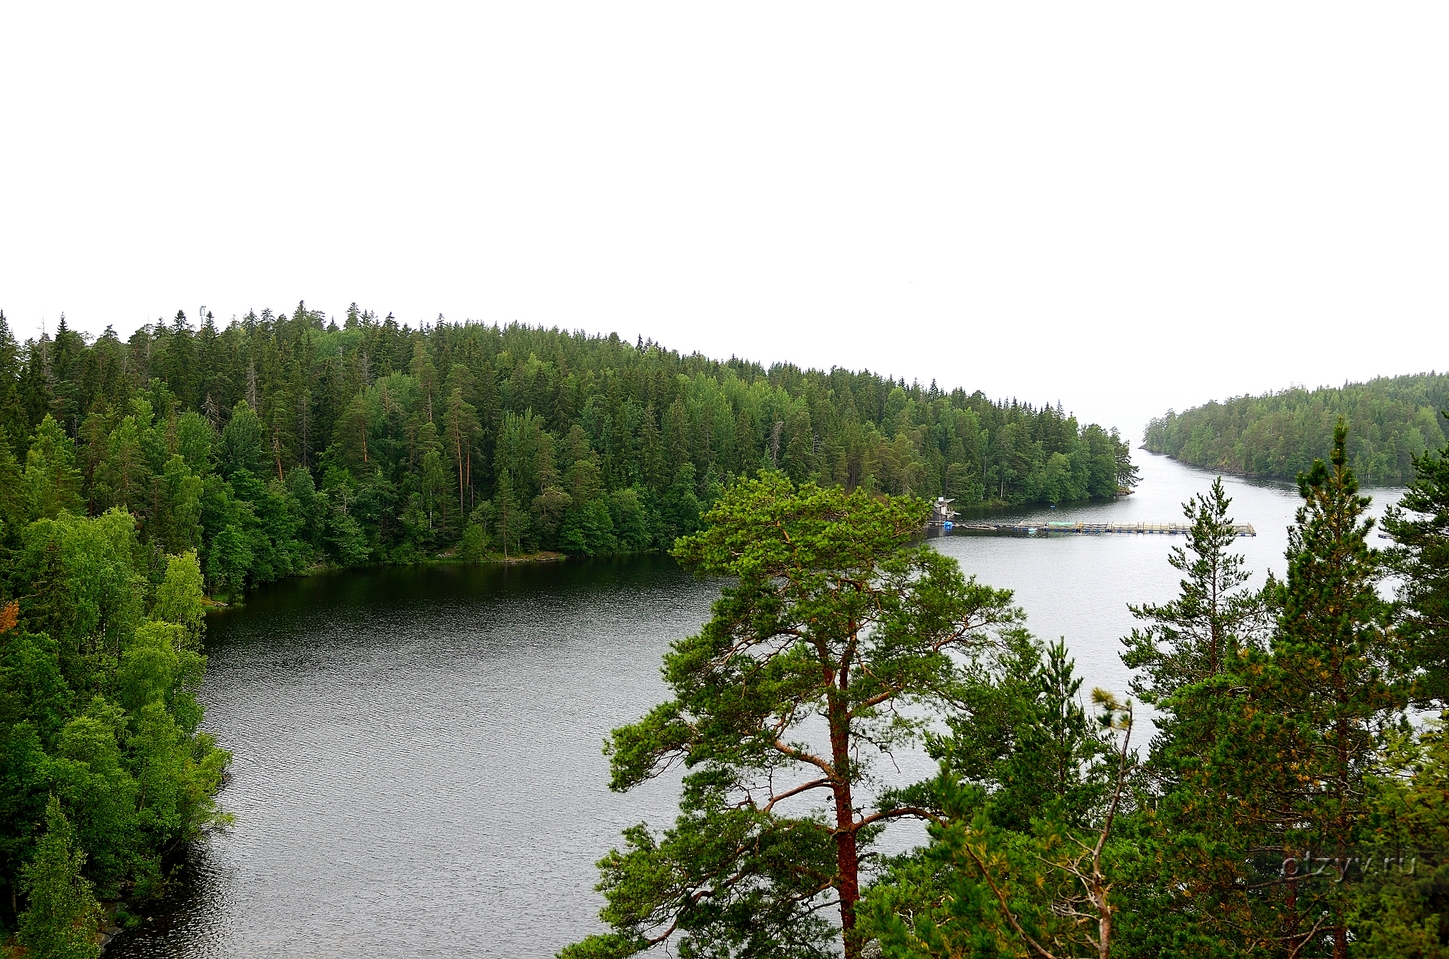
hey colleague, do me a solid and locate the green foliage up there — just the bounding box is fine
[459,522,489,562]
[217,400,266,478]
[151,551,206,649]
[1233,420,1406,952]
[0,508,229,935]
[1103,481,1289,955]
[568,474,1024,959]
[1119,477,1271,785]
[1349,727,1449,958]
[23,415,83,521]
[560,498,617,556]
[1384,427,1449,706]
[16,509,146,690]
[0,311,1133,597]
[863,424,1441,957]
[1144,372,1449,484]
[1259,420,1403,851]
[18,797,101,959]
[987,641,1113,831]
[607,488,652,552]
[864,650,1135,959]
[1121,478,1268,708]
[1118,423,1407,956]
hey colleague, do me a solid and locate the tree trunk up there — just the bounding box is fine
[832,748,860,958]
[829,660,860,959]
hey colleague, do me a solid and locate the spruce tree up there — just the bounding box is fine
[1120,476,1269,776]
[1216,421,1402,957]
[1383,423,1449,707]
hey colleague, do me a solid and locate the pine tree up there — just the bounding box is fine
[866,643,1135,959]
[1113,481,1275,956]
[1122,478,1266,697]
[564,475,1023,959]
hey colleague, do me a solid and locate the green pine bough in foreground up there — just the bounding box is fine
[568,420,1449,959]
[1144,371,1449,485]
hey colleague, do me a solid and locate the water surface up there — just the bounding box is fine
[109,454,1404,957]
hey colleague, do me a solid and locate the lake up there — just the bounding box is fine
[107,453,1404,958]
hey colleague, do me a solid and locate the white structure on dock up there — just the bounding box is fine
[931,497,956,526]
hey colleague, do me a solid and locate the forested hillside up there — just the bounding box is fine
[0,304,1135,597]
[1143,372,1449,484]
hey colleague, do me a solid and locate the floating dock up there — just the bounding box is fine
[950,520,1256,537]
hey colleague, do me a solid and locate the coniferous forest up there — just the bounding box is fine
[5,303,1448,958]
[1143,372,1449,484]
[0,304,1135,598]
[0,303,1136,951]
[565,423,1449,959]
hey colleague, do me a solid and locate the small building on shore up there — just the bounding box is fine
[931,497,956,526]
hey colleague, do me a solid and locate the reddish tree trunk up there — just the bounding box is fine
[831,730,859,958]
[829,652,860,959]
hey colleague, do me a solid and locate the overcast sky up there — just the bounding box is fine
[2,3,1444,441]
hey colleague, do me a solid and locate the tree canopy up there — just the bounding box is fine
[574,424,1449,958]
[0,306,1134,598]
[1144,372,1449,484]
[564,474,1026,959]
[0,518,228,944]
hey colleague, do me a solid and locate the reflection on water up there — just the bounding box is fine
[109,455,1403,958]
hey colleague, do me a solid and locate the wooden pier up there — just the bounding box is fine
[950,520,1256,537]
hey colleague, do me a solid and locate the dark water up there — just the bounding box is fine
[109,455,1404,958]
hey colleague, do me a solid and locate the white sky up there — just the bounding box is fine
[2,3,1445,442]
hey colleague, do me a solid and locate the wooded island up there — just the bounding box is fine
[1144,372,1449,485]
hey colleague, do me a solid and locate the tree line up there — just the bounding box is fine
[0,304,1136,598]
[566,421,1449,959]
[1143,372,1449,485]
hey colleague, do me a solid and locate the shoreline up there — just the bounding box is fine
[199,492,1145,610]
[202,550,571,610]
[199,488,1144,611]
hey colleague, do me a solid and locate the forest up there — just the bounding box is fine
[0,295,1447,956]
[0,304,1136,598]
[1143,372,1449,484]
[0,304,1140,952]
[567,423,1449,959]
